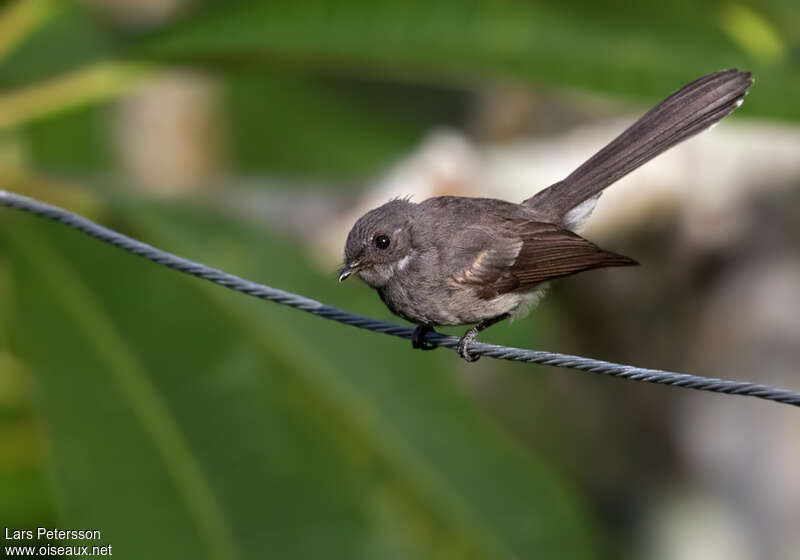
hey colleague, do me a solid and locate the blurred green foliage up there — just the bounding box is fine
[3,0,800,177]
[1,0,798,558]
[3,205,593,558]
[225,71,468,177]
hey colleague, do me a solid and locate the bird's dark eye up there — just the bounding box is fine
[374,234,390,250]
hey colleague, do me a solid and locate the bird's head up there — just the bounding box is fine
[339,198,417,289]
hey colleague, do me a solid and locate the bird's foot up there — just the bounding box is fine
[457,328,480,362]
[411,325,437,350]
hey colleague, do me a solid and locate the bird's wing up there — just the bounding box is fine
[445,225,523,299]
[447,221,637,299]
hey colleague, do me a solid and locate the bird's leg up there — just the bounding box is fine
[457,314,509,362]
[411,324,437,350]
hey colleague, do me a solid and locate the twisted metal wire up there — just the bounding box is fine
[2,189,799,408]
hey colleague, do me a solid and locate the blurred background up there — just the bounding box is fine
[1,0,799,558]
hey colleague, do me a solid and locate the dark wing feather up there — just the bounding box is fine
[446,226,523,298]
[504,222,637,290]
[448,221,637,299]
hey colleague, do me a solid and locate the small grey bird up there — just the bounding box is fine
[339,70,753,361]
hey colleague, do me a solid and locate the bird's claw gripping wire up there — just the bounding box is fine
[411,325,437,351]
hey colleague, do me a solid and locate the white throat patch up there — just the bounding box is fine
[397,255,412,270]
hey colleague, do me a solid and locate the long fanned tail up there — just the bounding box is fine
[524,69,753,225]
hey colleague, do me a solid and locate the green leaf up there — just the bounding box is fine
[132,0,800,120]
[23,102,113,171]
[3,200,596,559]
[0,467,56,529]
[0,2,117,90]
[225,71,466,178]
[6,1,799,178]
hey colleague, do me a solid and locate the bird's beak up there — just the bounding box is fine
[338,261,360,282]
